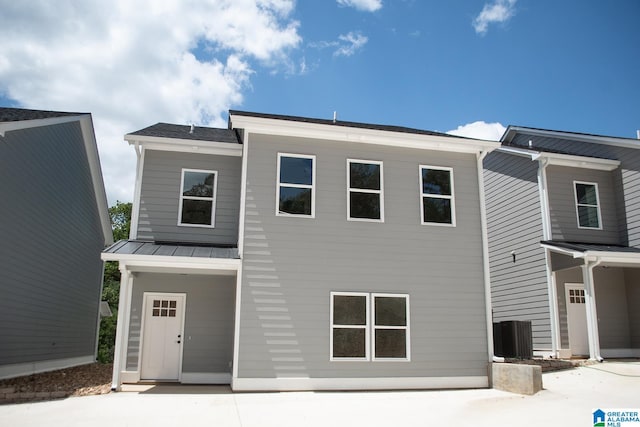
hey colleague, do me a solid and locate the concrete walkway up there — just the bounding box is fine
[1,362,638,427]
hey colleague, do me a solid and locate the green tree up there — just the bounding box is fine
[97,201,132,363]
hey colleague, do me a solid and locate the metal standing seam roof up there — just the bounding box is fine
[103,240,240,259]
[541,240,640,254]
[0,107,86,122]
[127,122,240,144]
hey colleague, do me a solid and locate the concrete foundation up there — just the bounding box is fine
[492,363,542,395]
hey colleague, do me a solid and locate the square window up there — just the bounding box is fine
[330,292,409,362]
[277,154,315,217]
[348,160,383,221]
[374,329,407,358]
[421,166,454,225]
[179,169,217,227]
[332,328,366,358]
[333,295,367,325]
[574,181,601,229]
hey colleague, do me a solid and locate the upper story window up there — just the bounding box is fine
[347,159,384,222]
[277,153,315,217]
[330,292,410,361]
[420,166,455,226]
[574,181,601,229]
[178,169,217,227]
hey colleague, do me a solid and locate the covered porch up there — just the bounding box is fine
[102,240,241,391]
[543,241,640,360]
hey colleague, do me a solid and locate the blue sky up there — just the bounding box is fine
[0,0,638,203]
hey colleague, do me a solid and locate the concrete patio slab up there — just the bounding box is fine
[1,362,638,427]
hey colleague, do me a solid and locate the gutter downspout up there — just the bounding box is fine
[477,151,498,365]
[583,259,604,361]
[537,157,561,358]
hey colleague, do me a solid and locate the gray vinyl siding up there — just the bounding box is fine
[136,150,241,245]
[483,152,551,348]
[623,269,640,348]
[593,267,630,349]
[545,165,621,244]
[0,121,105,366]
[555,267,637,350]
[511,133,640,247]
[237,133,489,380]
[126,273,236,374]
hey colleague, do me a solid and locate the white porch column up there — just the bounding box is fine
[582,261,603,361]
[111,265,134,390]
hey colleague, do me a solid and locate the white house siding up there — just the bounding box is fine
[0,121,105,369]
[136,150,241,245]
[236,132,489,383]
[483,151,551,349]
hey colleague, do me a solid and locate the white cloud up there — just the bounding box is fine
[473,0,517,35]
[334,32,369,57]
[308,31,369,57]
[337,0,382,12]
[0,0,301,204]
[447,121,506,141]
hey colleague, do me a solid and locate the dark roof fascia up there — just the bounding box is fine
[126,122,239,144]
[228,109,466,139]
[501,125,640,149]
[0,107,87,122]
[541,240,640,255]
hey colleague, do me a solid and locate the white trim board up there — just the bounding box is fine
[232,376,489,391]
[0,355,95,380]
[229,114,499,154]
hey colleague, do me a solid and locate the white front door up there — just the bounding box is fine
[565,284,589,356]
[140,293,186,381]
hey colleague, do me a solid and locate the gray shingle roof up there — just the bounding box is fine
[104,240,240,259]
[128,122,239,144]
[229,110,466,139]
[0,107,85,122]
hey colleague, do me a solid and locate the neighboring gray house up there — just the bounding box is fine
[484,126,640,360]
[0,107,112,379]
[103,111,500,391]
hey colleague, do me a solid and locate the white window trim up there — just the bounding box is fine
[347,159,384,223]
[330,292,370,362]
[573,180,602,230]
[276,153,316,218]
[419,165,456,227]
[178,168,218,228]
[372,293,411,362]
[330,292,410,362]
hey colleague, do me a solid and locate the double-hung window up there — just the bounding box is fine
[178,169,217,227]
[574,181,601,229]
[420,166,455,226]
[330,292,410,361]
[277,153,315,217]
[347,159,384,221]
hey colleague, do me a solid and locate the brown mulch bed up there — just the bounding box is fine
[0,363,112,404]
